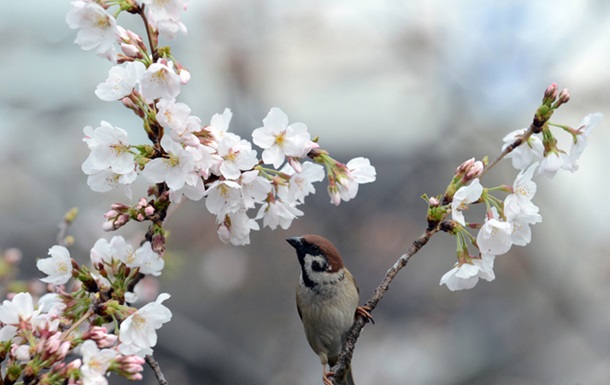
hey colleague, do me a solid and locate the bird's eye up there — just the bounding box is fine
[309,244,320,254]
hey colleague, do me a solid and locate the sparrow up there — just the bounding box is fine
[287,234,372,385]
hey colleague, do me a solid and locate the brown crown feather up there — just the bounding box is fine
[301,234,345,273]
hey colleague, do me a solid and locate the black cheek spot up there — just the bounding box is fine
[311,260,328,272]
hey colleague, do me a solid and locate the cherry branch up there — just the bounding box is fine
[146,355,169,385]
[328,225,440,382]
[328,86,562,384]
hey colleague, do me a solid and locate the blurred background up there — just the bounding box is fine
[1,0,610,384]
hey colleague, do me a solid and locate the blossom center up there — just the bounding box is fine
[131,313,146,331]
[152,69,169,84]
[57,261,70,274]
[95,15,111,30]
[274,131,287,147]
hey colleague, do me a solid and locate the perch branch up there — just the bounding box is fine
[329,224,441,382]
[146,355,169,385]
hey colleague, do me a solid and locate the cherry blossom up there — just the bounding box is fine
[217,211,260,246]
[563,112,603,172]
[141,0,189,40]
[83,122,135,175]
[80,340,118,385]
[140,60,181,101]
[256,199,304,230]
[143,136,196,191]
[134,242,165,276]
[331,157,377,205]
[217,135,258,180]
[204,180,242,216]
[537,151,565,178]
[81,158,137,198]
[510,213,542,246]
[278,162,325,204]
[156,98,201,146]
[66,1,119,61]
[119,293,172,356]
[252,107,315,168]
[238,170,272,209]
[440,253,495,291]
[503,128,544,170]
[476,208,513,255]
[36,245,73,285]
[504,162,539,221]
[0,292,36,341]
[169,176,206,203]
[95,61,145,101]
[205,108,235,146]
[451,178,483,226]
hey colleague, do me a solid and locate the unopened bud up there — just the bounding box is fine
[429,197,440,207]
[144,206,155,216]
[288,157,303,173]
[555,88,570,107]
[465,160,484,180]
[102,221,115,232]
[179,68,191,84]
[455,157,475,175]
[543,83,558,104]
[120,43,141,58]
[151,233,166,255]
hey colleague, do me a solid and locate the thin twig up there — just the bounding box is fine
[329,225,441,383]
[138,5,158,62]
[56,207,78,247]
[62,308,94,340]
[328,96,556,384]
[146,355,169,385]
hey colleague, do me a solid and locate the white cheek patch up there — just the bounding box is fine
[303,254,344,286]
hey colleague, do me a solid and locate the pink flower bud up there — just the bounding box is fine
[558,88,570,104]
[136,213,145,221]
[56,341,71,360]
[88,326,107,339]
[152,233,166,255]
[98,334,118,348]
[104,210,119,220]
[111,203,130,211]
[456,157,475,175]
[288,157,303,173]
[429,197,440,206]
[120,43,140,58]
[328,185,341,206]
[179,68,191,84]
[144,206,155,216]
[102,221,115,232]
[543,83,558,103]
[465,160,484,180]
[127,373,143,381]
[66,358,82,370]
[116,26,130,42]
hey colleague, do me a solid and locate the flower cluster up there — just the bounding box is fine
[433,85,602,291]
[1,2,376,384]
[0,234,172,385]
[70,0,375,247]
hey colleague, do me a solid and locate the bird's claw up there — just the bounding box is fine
[323,371,334,385]
[357,305,374,324]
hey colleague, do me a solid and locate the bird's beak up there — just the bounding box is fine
[286,236,303,250]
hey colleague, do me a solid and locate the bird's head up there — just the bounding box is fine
[287,234,345,288]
